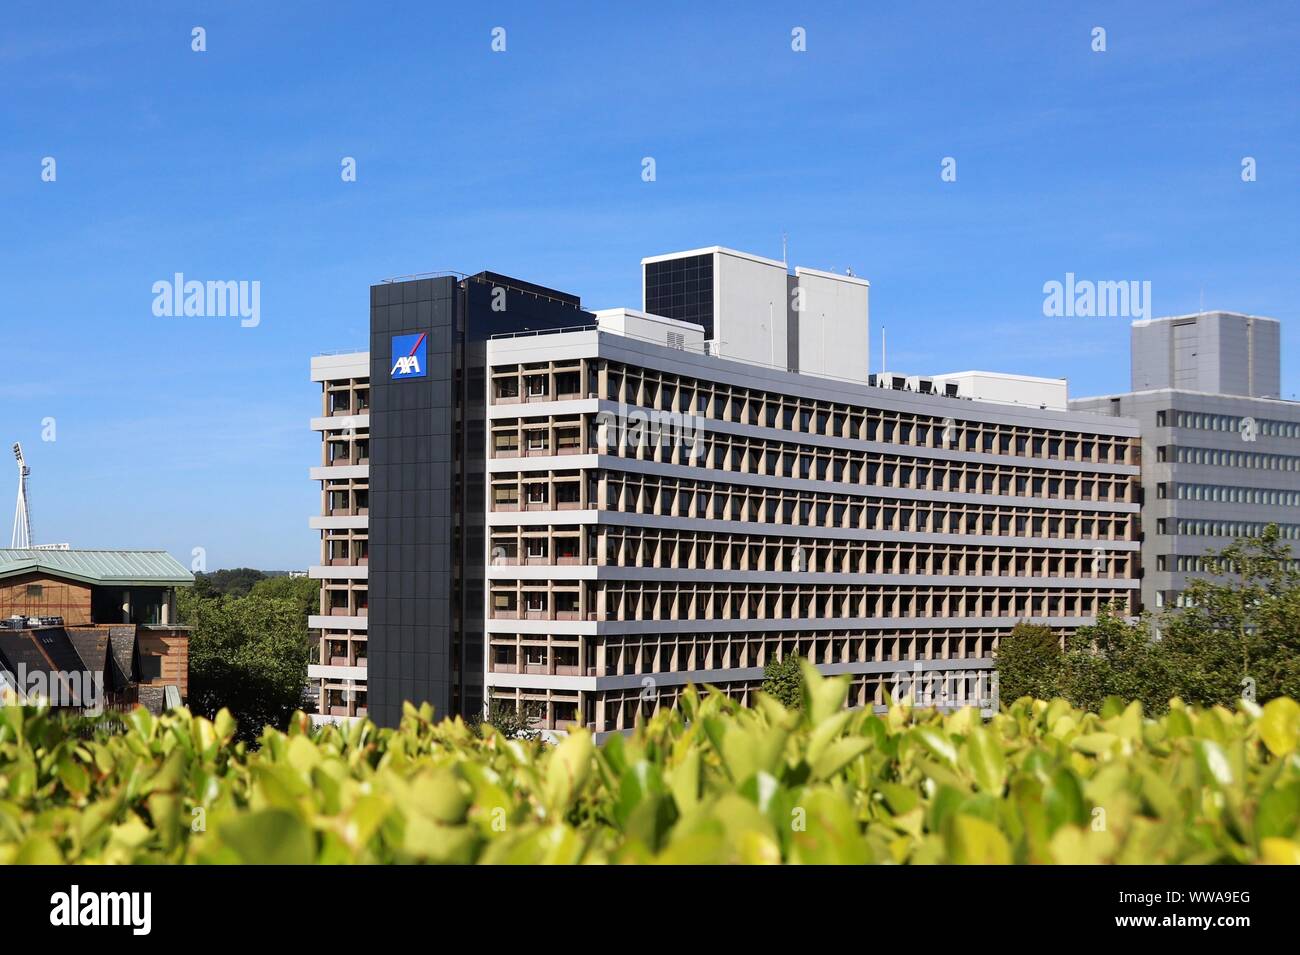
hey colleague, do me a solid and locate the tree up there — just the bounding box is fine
[185,591,309,743]
[193,568,268,598]
[993,529,1299,715]
[761,653,803,709]
[994,623,1063,702]
[1159,526,1300,706]
[474,699,543,740]
[250,574,319,620]
[1058,606,1174,715]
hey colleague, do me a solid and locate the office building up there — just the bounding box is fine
[310,272,593,727]
[309,351,371,722]
[1071,311,1298,611]
[316,249,1142,732]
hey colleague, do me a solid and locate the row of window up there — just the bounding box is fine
[592,582,1130,620]
[322,533,369,565]
[600,361,1133,464]
[325,485,370,514]
[1158,519,1300,540]
[486,581,1132,623]
[1163,445,1300,471]
[1159,409,1300,440]
[1157,554,1300,573]
[599,473,1135,540]
[1161,481,1300,507]
[323,378,370,417]
[594,423,1135,495]
[321,581,368,615]
[326,436,370,465]
[595,527,1131,578]
[487,629,1007,681]
[490,362,591,402]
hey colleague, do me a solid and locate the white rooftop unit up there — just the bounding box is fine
[594,308,706,353]
[641,246,870,383]
[931,371,1069,410]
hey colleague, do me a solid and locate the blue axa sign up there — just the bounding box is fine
[390,332,428,379]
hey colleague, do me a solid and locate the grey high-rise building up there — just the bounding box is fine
[309,272,593,728]
[1072,311,1298,613]
[1131,311,1282,399]
[313,248,1148,734]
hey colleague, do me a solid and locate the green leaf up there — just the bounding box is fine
[960,727,1007,794]
[542,730,593,815]
[811,737,871,781]
[1259,698,1300,757]
[217,809,315,864]
[947,814,1011,864]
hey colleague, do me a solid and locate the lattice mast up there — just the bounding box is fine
[11,443,31,549]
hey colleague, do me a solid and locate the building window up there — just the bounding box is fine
[26,584,43,597]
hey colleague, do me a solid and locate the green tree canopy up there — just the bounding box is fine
[1160,526,1300,706]
[994,527,1298,714]
[761,653,804,709]
[181,589,308,743]
[250,574,320,619]
[994,623,1062,703]
[193,568,268,598]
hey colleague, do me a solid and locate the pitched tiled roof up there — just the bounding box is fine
[66,629,110,674]
[0,549,193,587]
[108,626,137,682]
[0,631,51,677]
[0,628,97,706]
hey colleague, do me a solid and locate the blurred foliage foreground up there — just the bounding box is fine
[1,663,1298,864]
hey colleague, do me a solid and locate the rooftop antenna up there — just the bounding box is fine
[11,443,31,549]
[881,327,887,375]
[781,232,788,266]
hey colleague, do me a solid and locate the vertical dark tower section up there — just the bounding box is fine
[368,272,591,727]
[368,277,458,728]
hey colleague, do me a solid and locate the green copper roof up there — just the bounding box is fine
[0,549,194,587]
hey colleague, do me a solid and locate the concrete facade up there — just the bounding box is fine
[1070,388,1300,612]
[486,325,1140,735]
[315,248,1165,735]
[1132,311,1282,399]
[1073,309,1295,612]
[309,350,370,724]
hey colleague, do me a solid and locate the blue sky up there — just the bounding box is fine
[2,1,1297,569]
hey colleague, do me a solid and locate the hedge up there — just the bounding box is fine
[1,663,1298,864]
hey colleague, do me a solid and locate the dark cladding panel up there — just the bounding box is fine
[368,276,457,727]
[644,253,714,339]
[368,271,594,727]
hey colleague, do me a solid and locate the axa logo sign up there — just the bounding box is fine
[391,332,427,379]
